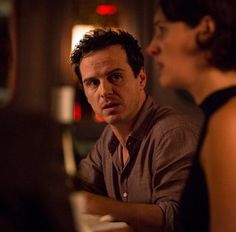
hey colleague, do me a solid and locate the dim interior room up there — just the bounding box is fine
[0,0,202,158]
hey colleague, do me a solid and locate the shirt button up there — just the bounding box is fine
[123,192,128,198]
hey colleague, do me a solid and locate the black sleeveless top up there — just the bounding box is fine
[180,86,236,232]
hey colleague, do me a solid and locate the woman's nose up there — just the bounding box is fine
[146,39,161,56]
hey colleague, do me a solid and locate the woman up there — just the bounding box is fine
[147,0,236,231]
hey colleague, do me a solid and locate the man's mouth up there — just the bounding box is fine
[102,102,119,110]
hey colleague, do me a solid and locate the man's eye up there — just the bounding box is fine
[110,73,122,83]
[84,79,100,88]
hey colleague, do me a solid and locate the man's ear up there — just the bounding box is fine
[138,67,147,89]
[196,15,216,44]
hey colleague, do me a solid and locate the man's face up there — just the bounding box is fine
[79,45,146,126]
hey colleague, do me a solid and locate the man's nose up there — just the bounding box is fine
[100,80,113,98]
[146,39,161,56]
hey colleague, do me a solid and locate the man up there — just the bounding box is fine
[70,28,198,232]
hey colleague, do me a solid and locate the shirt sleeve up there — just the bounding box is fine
[152,125,198,232]
[77,137,107,195]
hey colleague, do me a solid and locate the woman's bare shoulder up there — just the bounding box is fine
[203,97,236,164]
[209,97,236,135]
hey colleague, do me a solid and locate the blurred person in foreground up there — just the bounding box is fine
[147,0,236,231]
[0,18,76,232]
[70,27,199,232]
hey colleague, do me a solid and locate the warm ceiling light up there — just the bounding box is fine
[71,24,94,50]
[96,4,118,15]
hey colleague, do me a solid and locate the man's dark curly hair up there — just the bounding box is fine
[70,27,144,87]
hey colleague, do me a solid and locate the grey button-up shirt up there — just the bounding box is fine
[78,95,199,231]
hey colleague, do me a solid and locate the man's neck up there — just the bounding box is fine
[110,93,147,147]
[110,122,132,147]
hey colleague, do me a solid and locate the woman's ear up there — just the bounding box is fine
[196,15,216,44]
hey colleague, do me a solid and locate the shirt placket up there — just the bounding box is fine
[121,177,128,201]
[120,138,134,202]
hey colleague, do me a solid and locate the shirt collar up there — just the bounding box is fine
[108,95,157,153]
[130,94,157,140]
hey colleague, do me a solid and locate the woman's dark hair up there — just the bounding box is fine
[158,0,236,71]
[70,27,144,86]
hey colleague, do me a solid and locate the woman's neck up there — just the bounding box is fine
[189,69,236,105]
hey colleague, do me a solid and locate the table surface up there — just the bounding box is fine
[77,213,133,232]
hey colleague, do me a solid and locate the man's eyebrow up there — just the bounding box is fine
[82,68,125,83]
[106,68,124,75]
[82,76,96,83]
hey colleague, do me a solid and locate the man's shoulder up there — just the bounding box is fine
[144,96,196,124]
[150,104,200,136]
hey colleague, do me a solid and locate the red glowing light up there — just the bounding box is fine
[74,102,82,121]
[94,114,105,123]
[96,5,118,15]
